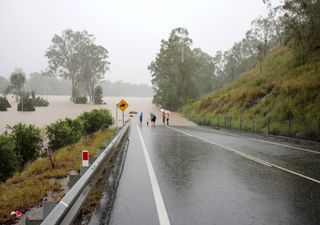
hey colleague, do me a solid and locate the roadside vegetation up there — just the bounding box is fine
[0,108,114,224]
[150,0,320,139]
[181,47,320,139]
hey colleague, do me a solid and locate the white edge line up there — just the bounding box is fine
[137,126,171,225]
[193,126,320,155]
[168,126,320,184]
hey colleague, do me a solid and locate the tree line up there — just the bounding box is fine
[149,0,320,110]
[0,73,152,97]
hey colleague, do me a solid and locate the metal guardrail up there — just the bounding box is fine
[40,122,130,225]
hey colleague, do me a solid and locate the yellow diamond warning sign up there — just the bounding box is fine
[117,99,128,112]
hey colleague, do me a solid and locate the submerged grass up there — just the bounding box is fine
[0,128,115,224]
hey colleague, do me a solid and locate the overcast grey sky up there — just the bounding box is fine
[0,0,280,85]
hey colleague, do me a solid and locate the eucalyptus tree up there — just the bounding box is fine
[10,68,26,99]
[149,28,198,110]
[282,0,320,64]
[250,16,275,57]
[45,29,110,101]
[192,48,216,95]
[263,0,284,46]
[78,44,110,101]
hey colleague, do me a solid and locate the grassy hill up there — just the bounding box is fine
[181,47,320,139]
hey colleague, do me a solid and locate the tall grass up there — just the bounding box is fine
[181,47,320,140]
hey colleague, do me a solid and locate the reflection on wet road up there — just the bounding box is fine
[109,125,320,225]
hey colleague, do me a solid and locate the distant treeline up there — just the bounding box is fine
[0,73,152,97]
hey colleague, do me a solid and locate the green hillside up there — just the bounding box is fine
[181,47,320,139]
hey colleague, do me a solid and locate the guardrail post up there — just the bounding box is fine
[69,171,80,188]
[43,200,58,218]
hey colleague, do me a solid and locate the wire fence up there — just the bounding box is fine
[189,115,320,141]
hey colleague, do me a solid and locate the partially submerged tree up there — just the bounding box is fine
[93,85,104,104]
[10,68,26,100]
[45,29,110,102]
[79,44,110,101]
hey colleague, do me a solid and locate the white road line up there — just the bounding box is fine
[137,126,171,225]
[188,126,320,155]
[168,126,320,184]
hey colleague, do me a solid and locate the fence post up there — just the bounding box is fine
[240,115,242,131]
[252,118,255,132]
[267,117,270,135]
[218,116,220,128]
[317,117,320,140]
[230,116,232,129]
[288,118,292,137]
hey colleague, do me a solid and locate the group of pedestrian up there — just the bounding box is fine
[139,112,157,127]
[139,111,170,127]
[162,111,169,126]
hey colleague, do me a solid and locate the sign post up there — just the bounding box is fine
[117,99,129,126]
[116,104,118,127]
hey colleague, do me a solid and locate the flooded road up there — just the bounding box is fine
[0,95,194,133]
[109,125,320,225]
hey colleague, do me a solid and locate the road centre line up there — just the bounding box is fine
[137,126,171,225]
[168,126,320,184]
[189,126,320,155]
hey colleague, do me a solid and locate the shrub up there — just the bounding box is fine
[0,96,11,111]
[0,135,18,182]
[74,96,88,104]
[7,123,43,169]
[31,91,49,107]
[46,118,84,149]
[93,86,104,104]
[79,109,113,134]
[17,96,35,111]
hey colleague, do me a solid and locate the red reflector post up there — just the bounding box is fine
[82,150,89,166]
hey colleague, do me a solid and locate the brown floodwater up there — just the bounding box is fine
[0,95,195,133]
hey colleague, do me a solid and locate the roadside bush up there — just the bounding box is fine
[8,123,43,169]
[93,86,104,104]
[0,135,19,182]
[0,96,11,111]
[31,91,49,107]
[79,109,113,134]
[17,96,35,111]
[46,118,84,149]
[74,96,88,104]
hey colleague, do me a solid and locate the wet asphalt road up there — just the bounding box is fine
[108,125,320,225]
